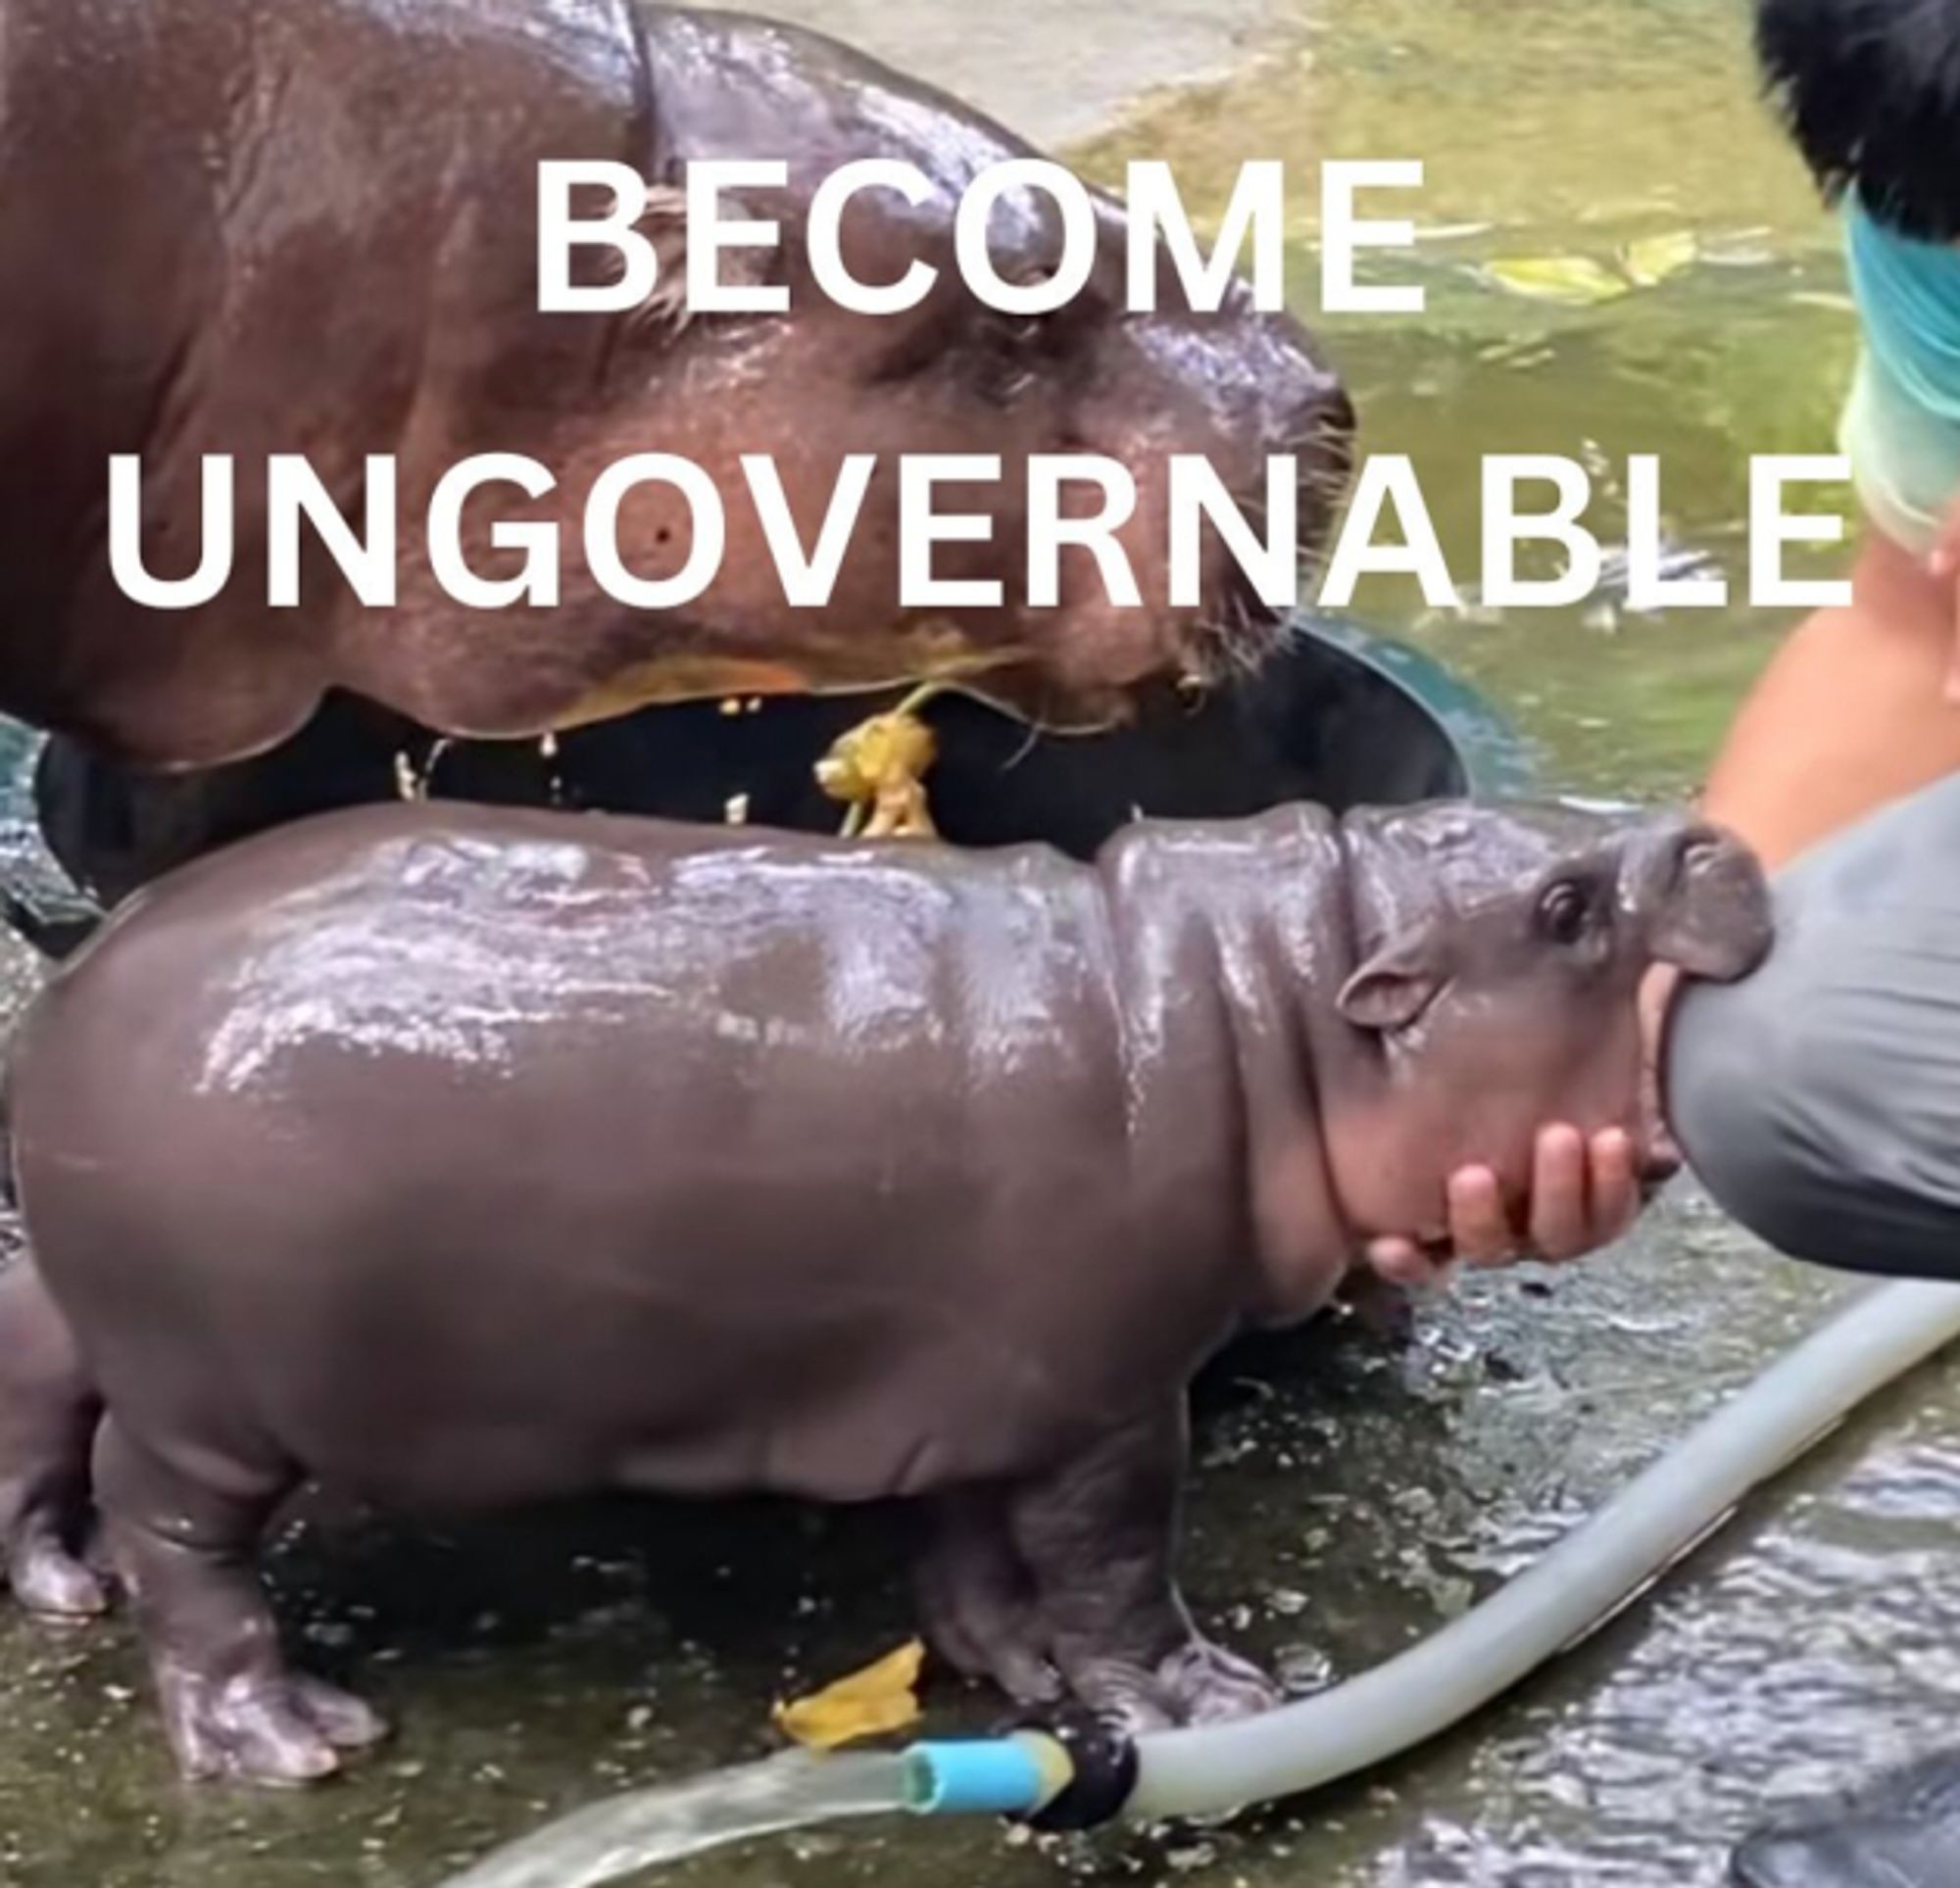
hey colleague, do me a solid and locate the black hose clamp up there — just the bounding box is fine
[1008,1708,1140,1833]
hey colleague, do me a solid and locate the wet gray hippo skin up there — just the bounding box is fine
[0,0,1349,770]
[0,799,1768,1782]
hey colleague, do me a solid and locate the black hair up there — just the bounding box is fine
[1757,0,1960,240]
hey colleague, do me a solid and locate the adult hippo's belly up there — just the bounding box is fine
[0,0,1351,771]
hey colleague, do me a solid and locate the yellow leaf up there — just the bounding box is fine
[1619,230,1698,288]
[773,1640,926,1751]
[1482,255,1631,306]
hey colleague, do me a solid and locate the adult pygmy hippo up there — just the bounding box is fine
[0,0,1349,770]
[0,798,1769,1782]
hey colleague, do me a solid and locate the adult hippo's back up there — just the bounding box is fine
[0,797,1768,1780]
[0,0,1351,768]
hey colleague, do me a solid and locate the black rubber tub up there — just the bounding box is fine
[0,609,1533,950]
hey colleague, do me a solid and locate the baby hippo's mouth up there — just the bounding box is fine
[1640,1135,1685,1191]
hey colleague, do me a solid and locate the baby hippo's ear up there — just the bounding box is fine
[1337,933,1446,1033]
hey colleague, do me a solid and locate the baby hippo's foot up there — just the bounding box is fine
[160,1667,387,1786]
[5,1511,109,1620]
[1159,1637,1285,1724]
[923,1590,1061,1708]
[1071,1635,1281,1735]
[917,1495,1062,1708]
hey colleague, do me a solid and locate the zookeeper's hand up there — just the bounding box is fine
[1363,1127,1644,1289]
[1364,966,1680,1289]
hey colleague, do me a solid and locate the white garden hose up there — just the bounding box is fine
[1121,1279,1960,1819]
[446,1279,1960,1888]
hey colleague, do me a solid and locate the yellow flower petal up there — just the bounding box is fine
[1619,230,1698,288]
[1482,255,1631,306]
[773,1640,926,1751]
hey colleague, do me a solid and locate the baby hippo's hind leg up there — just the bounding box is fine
[1008,1405,1280,1734]
[95,1419,387,1784]
[0,1261,106,1619]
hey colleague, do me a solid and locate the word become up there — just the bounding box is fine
[540,158,1429,320]
[108,452,1852,614]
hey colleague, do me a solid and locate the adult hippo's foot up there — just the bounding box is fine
[1732,1752,1960,1886]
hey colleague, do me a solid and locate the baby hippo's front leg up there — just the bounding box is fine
[1007,1406,1280,1733]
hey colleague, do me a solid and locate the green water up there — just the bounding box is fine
[3,5,1952,1888]
[1080,0,1848,799]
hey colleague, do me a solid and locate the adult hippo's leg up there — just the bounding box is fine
[0,1262,105,1618]
[93,1418,386,1783]
[1665,772,1960,1884]
[1007,1406,1280,1732]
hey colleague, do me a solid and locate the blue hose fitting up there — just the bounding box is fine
[901,1714,1139,1831]
[904,1732,1072,1816]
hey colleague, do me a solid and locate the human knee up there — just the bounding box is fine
[1663,966,1838,1260]
[1667,934,1960,1277]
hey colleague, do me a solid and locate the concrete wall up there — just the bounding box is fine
[740,0,1288,146]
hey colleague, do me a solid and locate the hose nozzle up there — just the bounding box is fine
[902,1711,1138,1831]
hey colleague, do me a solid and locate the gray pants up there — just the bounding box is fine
[1669,770,1960,1278]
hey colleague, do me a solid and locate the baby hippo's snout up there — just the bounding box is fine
[1631,819,1775,985]
[1629,817,1773,1190]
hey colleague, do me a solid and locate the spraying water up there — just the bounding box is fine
[436,1751,914,1888]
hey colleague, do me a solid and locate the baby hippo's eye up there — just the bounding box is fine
[1537,879,1592,945]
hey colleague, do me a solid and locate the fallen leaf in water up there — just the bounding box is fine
[1618,229,1698,287]
[1481,256,1630,306]
[773,1640,925,1750]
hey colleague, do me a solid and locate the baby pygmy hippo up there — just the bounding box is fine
[0,799,1769,1783]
